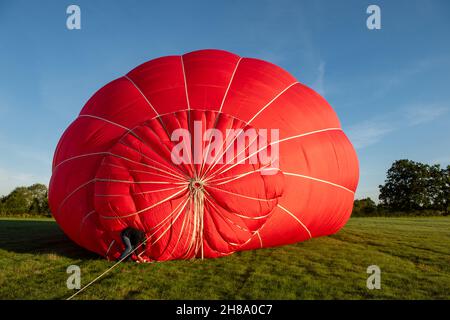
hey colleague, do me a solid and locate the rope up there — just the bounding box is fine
[187,178,205,259]
[66,236,150,300]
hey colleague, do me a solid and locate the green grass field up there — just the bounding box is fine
[0,216,449,300]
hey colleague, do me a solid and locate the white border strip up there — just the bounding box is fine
[277,204,312,238]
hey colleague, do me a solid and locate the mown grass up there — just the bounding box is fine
[0,217,449,299]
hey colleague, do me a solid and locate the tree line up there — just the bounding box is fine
[0,183,50,216]
[353,159,449,216]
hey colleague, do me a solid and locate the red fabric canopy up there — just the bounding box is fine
[49,49,359,261]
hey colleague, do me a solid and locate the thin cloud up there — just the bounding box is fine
[346,119,395,149]
[405,105,448,126]
[372,59,435,99]
[312,61,326,96]
[346,103,448,150]
[329,56,448,107]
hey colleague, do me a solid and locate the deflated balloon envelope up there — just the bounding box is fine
[49,49,359,261]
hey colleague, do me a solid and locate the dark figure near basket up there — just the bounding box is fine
[118,227,148,263]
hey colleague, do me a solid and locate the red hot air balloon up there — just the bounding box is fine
[49,49,359,261]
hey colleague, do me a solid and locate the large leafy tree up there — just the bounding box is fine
[379,160,449,213]
[0,183,50,215]
[379,160,429,210]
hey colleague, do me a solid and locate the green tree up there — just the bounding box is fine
[431,165,450,215]
[353,197,377,216]
[40,196,50,215]
[379,160,449,214]
[29,198,41,214]
[1,183,49,215]
[0,196,4,214]
[2,187,30,214]
[379,160,431,211]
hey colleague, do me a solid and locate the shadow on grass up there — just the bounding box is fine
[0,219,99,260]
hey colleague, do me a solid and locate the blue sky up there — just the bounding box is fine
[0,0,449,200]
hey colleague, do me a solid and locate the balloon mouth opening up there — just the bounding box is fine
[189,178,205,191]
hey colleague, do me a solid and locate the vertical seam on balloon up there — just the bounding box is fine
[203,195,248,248]
[95,178,188,185]
[208,127,343,180]
[180,198,194,259]
[202,193,251,233]
[106,154,185,181]
[256,231,263,248]
[105,240,116,259]
[203,189,264,254]
[276,128,342,144]
[180,55,191,110]
[210,128,341,178]
[182,197,198,258]
[95,184,186,197]
[233,211,273,220]
[125,127,189,177]
[203,186,272,220]
[202,208,235,256]
[169,196,191,258]
[158,108,252,124]
[132,185,186,195]
[236,230,259,248]
[78,210,96,240]
[56,177,185,218]
[81,108,251,128]
[206,132,258,179]
[202,81,298,178]
[53,152,108,172]
[61,114,183,178]
[76,113,188,179]
[152,196,188,259]
[149,197,190,248]
[81,108,256,131]
[247,82,299,124]
[203,190,241,238]
[147,196,189,232]
[284,172,355,194]
[118,139,187,179]
[181,55,198,178]
[69,114,186,179]
[198,197,237,256]
[99,186,188,219]
[76,114,186,178]
[205,163,273,185]
[123,75,160,116]
[199,57,243,177]
[78,114,130,131]
[54,149,183,181]
[56,179,96,215]
[202,128,260,180]
[102,162,185,183]
[219,57,243,113]
[123,75,173,146]
[52,150,186,185]
[277,204,312,238]
[109,152,186,178]
[206,185,277,202]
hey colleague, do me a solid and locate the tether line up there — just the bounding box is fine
[66,235,150,300]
